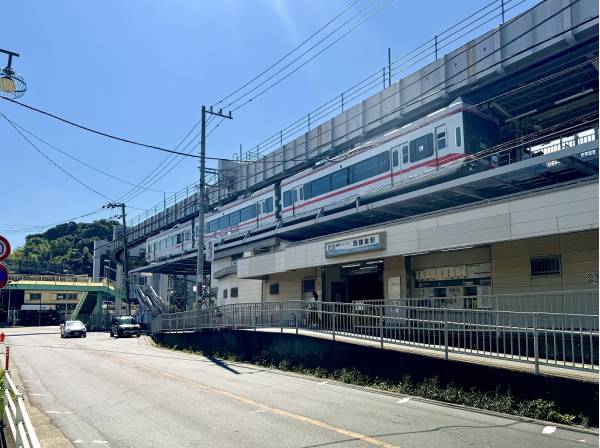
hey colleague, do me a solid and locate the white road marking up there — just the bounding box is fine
[542,426,557,434]
[396,397,411,404]
[91,440,108,444]
[46,410,73,415]
[72,440,84,444]
[248,409,269,414]
[28,393,50,396]
[576,439,586,443]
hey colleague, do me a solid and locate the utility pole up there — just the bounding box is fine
[104,202,130,315]
[196,106,232,307]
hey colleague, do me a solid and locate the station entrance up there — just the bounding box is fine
[325,261,384,303]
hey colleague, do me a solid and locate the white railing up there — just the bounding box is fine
[152,300,599,375]
[3,371,42,448]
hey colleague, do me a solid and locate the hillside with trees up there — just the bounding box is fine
[11,220,117,275]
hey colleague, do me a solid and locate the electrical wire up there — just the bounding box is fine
[0,97,201,158]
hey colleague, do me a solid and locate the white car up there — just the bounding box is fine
[60,320,87,338]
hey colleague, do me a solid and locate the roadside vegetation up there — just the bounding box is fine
[162,344,591,428]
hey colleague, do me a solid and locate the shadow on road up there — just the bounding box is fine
[206,356,240,374]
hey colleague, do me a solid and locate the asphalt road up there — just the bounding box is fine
[4,327,597,448]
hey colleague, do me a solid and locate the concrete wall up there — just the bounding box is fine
[492,230,599,294]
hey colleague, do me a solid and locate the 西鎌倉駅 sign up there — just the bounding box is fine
[325,232,386,258]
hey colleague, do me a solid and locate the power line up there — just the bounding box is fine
[212,0,364,107]
[6,118,175,194]
[0,97,201,158]
[226,0,395,112]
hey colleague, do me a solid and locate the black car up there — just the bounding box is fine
[110,316,141,338]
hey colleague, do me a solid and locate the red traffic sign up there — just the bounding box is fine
[0,264,8,289]
[0,236,10,261]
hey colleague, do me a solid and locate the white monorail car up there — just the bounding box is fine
[145,221,197,263]
[280,99,497,219]
[146,186,277,263]
[204,184,277,239]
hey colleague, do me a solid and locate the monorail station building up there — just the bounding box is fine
[118,0,598,319]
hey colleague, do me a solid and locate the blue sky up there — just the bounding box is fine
[0,0,535,247]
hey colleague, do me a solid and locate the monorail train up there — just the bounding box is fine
[280,99,497,219]
[146,185,277,263]
[146,99,498,263]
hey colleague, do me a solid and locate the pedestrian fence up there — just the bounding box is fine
[152,299,599,374]
[2,371,41,448]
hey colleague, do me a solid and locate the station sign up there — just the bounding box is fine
[325,232,386,258]
[0,235,11,261]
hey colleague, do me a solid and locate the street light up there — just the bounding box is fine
[0,48,26,99]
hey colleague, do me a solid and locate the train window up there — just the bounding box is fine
[352,152,390,183]
[402,145,409,163]
[455,127,462,147]
[229,210,241,226]
[240,204,257,221]
[177,234,182,244]
[218,215,229,230]
[311,174,331,197]
[265,197,274,213]
[391,147,399,167]
[303,182,312,200]
[283,190,293,207]
[436,130,447,150]
[293,189,298,203]
[331,168,349,190]
[209,220,218,232]
[409,134,434,162]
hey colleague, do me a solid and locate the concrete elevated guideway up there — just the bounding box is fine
[116,0,599,255]
[5,327,598,448]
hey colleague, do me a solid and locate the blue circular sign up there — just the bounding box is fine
[0,264,8,288]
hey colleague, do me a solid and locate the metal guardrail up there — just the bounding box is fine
[2,371,41,448]
[152,300,599,374]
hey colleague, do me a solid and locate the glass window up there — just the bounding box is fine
[283,190,293,208]
[30,293,41,300]
[311,175,331,197]
[402,145,409,163]
[240,204,257,221]
[269,283,279,294]
[293,189,298,203]
[223,289,228,299]
[264,197,274,213]
[531,256,561,276]
[229,210,241,226]
[436,130,447,150]
[331,168,349,190]
[352,152,390,183]
[177,233,182,244]
[302,278,315,293]
[409,133,434,162]
[303,182,312,200]
[218,215,229,230]
[208,220,218,232]
[455,126,462,147]
[392,148,399,167]
[230,287,239,298]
